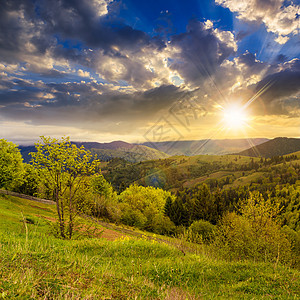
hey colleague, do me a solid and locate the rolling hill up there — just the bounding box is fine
[237,137,300,158]
[19,141,169,163]
[141,138,269,156]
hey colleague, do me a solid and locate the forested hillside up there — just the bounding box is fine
[238,137,300,158]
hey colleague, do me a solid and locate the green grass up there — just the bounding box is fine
[0,194,300,299]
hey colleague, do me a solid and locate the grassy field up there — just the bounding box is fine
[0,194,300,299]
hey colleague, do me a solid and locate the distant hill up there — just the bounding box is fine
[237,137,300,158]
[89,145,169,163]
[72,141,135,150]
[141,138,269,156]
[19,141,169,163]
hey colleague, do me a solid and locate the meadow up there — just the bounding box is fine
[1,194,299,299]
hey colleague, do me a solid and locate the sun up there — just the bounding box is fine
[222,104,248,130]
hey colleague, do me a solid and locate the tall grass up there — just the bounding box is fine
[1,194,300,299]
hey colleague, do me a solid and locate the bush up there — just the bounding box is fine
[188,220,215,244]
[214,192,291,264]
[13,164,39,196]
[151,214,176,235]
[120,203,147,229]
[0,139,25,190]
[282,226,300,268]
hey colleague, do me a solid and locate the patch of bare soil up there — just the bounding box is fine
[36,215,127,241]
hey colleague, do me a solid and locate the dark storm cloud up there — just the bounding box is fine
[252,59,300,115]
[169,20,236,86]
[38,0,151,50]
[238,51,265,74]
[256,59,300,102]
[0,0,164,73]
[0,73,183,132]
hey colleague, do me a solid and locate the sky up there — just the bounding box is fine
[0,0,300,145]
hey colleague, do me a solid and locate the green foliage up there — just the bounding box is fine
[150,214,176,235]
[119,184,176,233]
[214,192,291,264]
[281,226,300,268]
[13,163,39,196]
[191,183,213,222]
[188,220,215,244]
[88,174,120,222]
[0,139,24,190]
[30,136,101,239]
[120,203,147,228]
[165,197,189,227]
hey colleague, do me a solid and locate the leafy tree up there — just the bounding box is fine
[0,139,24,190]
[14,163,39,196]
[30,136,100,239]
[89,174,119,221]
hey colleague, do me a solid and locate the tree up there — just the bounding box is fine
[192,183,213,222]
[14,163,39,196]
[0,139,24,190]
[119,184,175,231]
[31,136,100,239]
[89,174,119,221]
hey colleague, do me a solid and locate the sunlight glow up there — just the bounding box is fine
[222,104,248,130]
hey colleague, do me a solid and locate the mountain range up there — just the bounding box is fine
[18,141,169,163]
[18,137,300,163]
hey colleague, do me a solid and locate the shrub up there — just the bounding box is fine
[120,203,147,229]
[188,220,215,244]
[214,192,291,264]
[282,226,300,268]
[119,184,176,232]
[151,214,176,235]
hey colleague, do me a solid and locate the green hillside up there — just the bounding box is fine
[142,138,269,156]
[238,137,300,158]
[1,194,299,299]
[103,154,263,191]
[103,151,300,193]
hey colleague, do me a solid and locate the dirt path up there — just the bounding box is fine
[1,189,193,254]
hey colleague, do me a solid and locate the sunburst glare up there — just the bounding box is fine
[221,104,249,131]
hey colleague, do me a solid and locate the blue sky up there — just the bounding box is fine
[0,0,299,144]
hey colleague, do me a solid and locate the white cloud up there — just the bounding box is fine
[78,69,91,77]
[90,0,110,17]
[216,0,299,44]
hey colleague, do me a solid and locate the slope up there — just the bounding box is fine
[238,137,300,158]
[141,138,268,156]
[1,194,299,299]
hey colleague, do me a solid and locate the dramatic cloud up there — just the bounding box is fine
[252,58,300,115]
[216,0,299,44]
[169,20,237,87]
[0,0,299,142]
